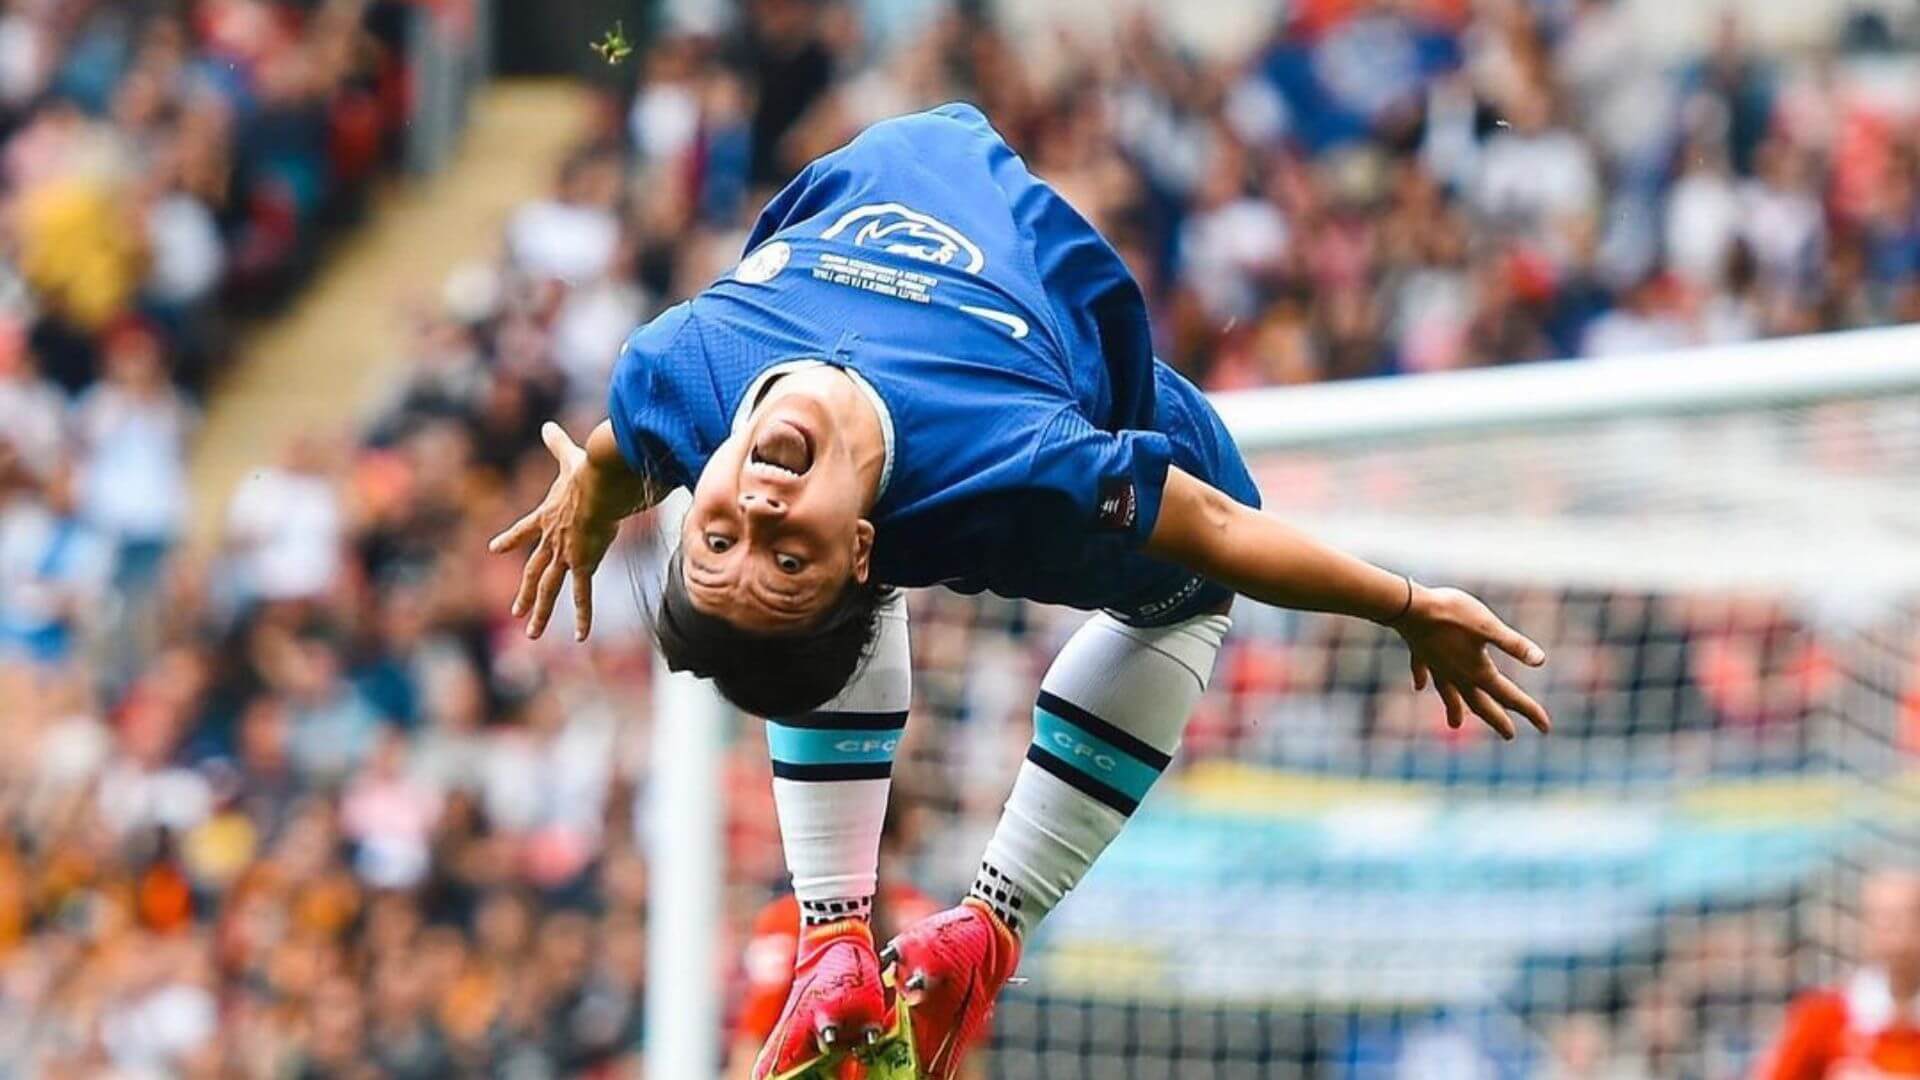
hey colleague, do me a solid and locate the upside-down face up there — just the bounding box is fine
[681,370,875,633]
[1862,871,1920,990]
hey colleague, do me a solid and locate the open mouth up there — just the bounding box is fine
[748,418,814,480]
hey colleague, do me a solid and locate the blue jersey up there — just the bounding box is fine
[607,104,1259,623]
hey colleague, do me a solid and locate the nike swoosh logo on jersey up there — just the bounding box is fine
[959,305,1029,340]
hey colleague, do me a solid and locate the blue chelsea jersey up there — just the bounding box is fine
[608,103,1259,621]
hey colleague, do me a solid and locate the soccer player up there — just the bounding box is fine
[491,104,1550,1079]
[1756,868,1920,1078]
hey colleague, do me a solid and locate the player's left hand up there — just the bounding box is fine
[1393,584,1550,740]
[489,422,623,641]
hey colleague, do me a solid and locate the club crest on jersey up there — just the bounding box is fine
[733,240,790,284]
[821,202,985,272]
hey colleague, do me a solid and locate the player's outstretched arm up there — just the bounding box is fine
[1146,466,1550,739]
[489,419,656,642]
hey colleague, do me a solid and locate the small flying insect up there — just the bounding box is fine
[591,21,633,66]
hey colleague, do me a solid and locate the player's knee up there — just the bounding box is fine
[1077,610,1232,695]
[1026,610,1233,800]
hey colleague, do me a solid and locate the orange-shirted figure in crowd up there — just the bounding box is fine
[1758,870,1920,1079]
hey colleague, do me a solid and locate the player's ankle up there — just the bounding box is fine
[801,916,874,946]
[961,896,1021,941]
[798,895,877,942]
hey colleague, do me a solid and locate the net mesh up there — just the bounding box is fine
[840,388,1920,1079]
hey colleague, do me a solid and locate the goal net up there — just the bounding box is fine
[878,327,1920,1079]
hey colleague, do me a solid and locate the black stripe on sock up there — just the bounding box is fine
[771,761,894,782]
[968,864,1025,935]
[778,710,911,731]
[1035,691,1173,771]
[1025,744,1139,815]
[800,896,873,926]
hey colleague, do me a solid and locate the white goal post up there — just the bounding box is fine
[1213,324,1920,449]
[644,491,727,1080]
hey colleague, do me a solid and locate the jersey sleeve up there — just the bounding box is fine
[1028,406,1174,548]
[606,302,699,491]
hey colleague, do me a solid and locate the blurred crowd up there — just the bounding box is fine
[4,0,1920,1075]
[2,0,416,396]
[1,0,420,677]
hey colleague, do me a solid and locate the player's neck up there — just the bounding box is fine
[835,378,887,514]
[757,365,887,511]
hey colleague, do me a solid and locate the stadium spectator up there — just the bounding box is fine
[1756,869,1920,1078]
[0,418,112,666]
[506,146,627,285]
[0,317,65,487]
[222,433,345,603]
[73,318,195,594]
[1,0,418,402]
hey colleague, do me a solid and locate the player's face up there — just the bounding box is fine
[1862,872,1920,982]
[681,384,874,633]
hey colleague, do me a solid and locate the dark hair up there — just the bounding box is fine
[653,548,889,717]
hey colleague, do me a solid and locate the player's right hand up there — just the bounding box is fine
[489,422,622,642]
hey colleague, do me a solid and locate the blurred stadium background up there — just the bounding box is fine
[3,0,1920,1077]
